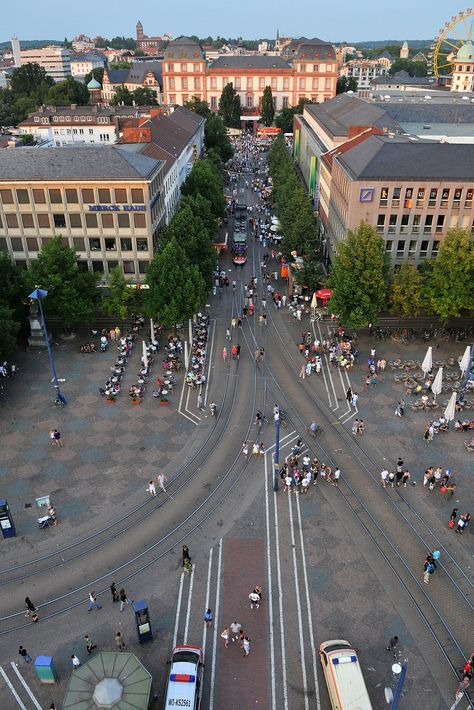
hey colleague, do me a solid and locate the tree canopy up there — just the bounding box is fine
[275,98,316,134]
[204,114,233,162]
[132,87,158,105]
[111,86,134,106]
[45,77,90,106]
[0,251,27,358]
[181,159,226,218]
[389,58,428,77]
[260,86,275,126]
[2,63,55,123]
[336,75,358,94]
[103,266,133,319]
[27,236,100,326]
[218,83,241,128]
[145,238,206,326]
[83,67,105,86]
[328,222,389,328]
[184,97,212,118]
[390,262,425,317]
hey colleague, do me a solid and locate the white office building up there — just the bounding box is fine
[19,46,71,82]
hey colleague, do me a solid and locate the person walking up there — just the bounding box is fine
[423,557,435,584]
[119,588,129,612]
[115,631,127,651]
[87,590,102,611]
[333,468,340,487]
[18,646,33,663]
[386,636,399,658]
[230,621,241,643]
[220,626,230,648]
[24,597,37,619]
[110,582,119,604]
[225,328,231,341]
[197,393,204,411]
[380,469,389,488]
[222,347,228,362]
[395,402,402,417]
[50,429,62,447]
[71,654,81,670]
[249,590,260,609]
[346,387,352,404]
[157,473,167,493]
[351,392,359,408]
[299,363,305,379]
[183,558,192,575]
[399,399,405,416]
[204,608,213,627]
[147,480,156,497]
[84,634,97,655]
[449,508,459,529]
[242,636,251,657]
[182,545,191,564]
[242,441,249,460]
[456,513,470,535]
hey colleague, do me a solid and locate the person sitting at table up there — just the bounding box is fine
[455,419,463,431]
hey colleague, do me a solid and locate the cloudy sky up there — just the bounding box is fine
[2,0,467,43]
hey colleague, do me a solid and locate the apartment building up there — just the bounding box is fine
[70,52,106,81]
[19,46,71,82]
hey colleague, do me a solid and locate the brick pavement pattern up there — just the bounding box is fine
[214,538,268,709]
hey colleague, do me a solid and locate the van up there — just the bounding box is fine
[164,645,204,709]
[319,639,373,710]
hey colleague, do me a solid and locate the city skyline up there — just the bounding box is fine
[1,0,465,44]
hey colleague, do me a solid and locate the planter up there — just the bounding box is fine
[106,399,116,404]
[159,399,170,405]
[132,399,141,405]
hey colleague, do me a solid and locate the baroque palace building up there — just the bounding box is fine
[162,36,337,120]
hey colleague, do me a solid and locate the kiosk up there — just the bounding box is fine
[133,599,153,643]
[0,499,16,538]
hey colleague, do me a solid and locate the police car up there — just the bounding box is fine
[164,645,204,709]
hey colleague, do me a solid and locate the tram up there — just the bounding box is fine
[232,232,247,265]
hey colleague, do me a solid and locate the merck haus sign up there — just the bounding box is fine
[88,205,146,212]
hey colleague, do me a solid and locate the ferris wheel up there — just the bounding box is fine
[429,8,474,78]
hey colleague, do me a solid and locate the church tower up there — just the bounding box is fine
[400,40,409,59]
[136,21,144,41]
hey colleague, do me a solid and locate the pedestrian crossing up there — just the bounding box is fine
[0,662,42,710]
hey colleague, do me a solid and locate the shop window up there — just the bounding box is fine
[82,188,94,203]
[26,237,38,251]
[115,188,127,203]
[73,237,85,251]
[53,214,66,228]
[37,214,50,229]
[89,238,101,251]
[98,188,111,204]
[16,189,30,204]
[6,214,19,229]
[133,213,146,228]
[121,238,132,251]
[118,214,130,228]
[101,214,114,229]
[10,237,23,251]
[380,187,388,206]
[131,188,144,204]
[33,189,46,204]
[104,238,116,250]
[69,214,82,228]
[49,189,62,204]
[65,188,78,203]
[0,189,13,204]
[21,213,34,228]
[136,238,148,251]
[85,213,98,228]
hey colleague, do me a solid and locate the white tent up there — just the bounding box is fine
[421,346,433,374]
[459,345,472,374]
[431,367,443,400]
[444,391,457,422]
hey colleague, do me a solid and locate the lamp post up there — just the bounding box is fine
[28,288,66,404]
[273,412,280,493]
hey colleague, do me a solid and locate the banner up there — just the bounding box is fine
[309,155,317,197]
[294,129,300,162]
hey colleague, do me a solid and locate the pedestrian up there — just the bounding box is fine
[110,582,119,604]
[386,636,399,657]
[451,678,471,709]
[299,363,305,379]
[87,590,102,611]
[364,375,371,391]
[352,419,360,435]
[182,545,191,564]
[71,654,81,670]
[395,402,402,417]
[225,328,231,340]
[456,513,470,535]
[197,393,204,411]
[388,471,395,488]
[346,387,352,404]
[115,631,127,651]
[18,646,32,663]
[401,470,411,487]
[423,558,435,584]
[399,399,405,416]
[220,627,230,648]
[380,469,389,488]
[84,634,97,655]
[24,596,37,619]
[147,480,156,497]
[230,620,241,643]
[204,608,213,627]
[119,588,129,612]
[242,441,249,460]
[242,636,251,657]
[157,473,167,493]
[50,429,62,447]
[249,590,260,609]
[223,347,228,362]
[449,508,459,529]
[183,558,192,575]
[351,392,358,408]
[333,468,340,487]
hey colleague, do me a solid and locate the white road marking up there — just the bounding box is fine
[203,319,216,407]
[265,452,277,710]
[208,538,223,710]
[0,666,27,710]
[178,375,199,425]
[183,564,195,645]
[314,321,332,407]
[172,572,185,648]
[273,468,289,710]
[202,548,214,654]
[10,663,42,710]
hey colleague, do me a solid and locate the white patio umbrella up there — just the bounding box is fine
[421,346,433,374]
[150,318,156,344]
[310,293,317,310]
[444,391,457,422]
[459,344,472,374]
[142,340,148,366]
[431,367,443,401]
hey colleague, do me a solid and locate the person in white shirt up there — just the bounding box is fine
[230,621,241,642]
[333,468,340,487]
[380,469,389,488]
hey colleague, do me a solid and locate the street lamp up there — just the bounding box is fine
[28,288,66,405]
[273,409,280,493]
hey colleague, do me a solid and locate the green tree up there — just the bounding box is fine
[103,266,132,319]
[184,97,211,118]
[132,87,158,105]
[28,236,100,327]
[294,260,325,291]
[423,228,474,320]
[0,304,20,361]
[261,86,275,126]
[0,251,27,322]
[21,134,34,145]
[110,60,132,69]
[9,63,54,101]
[328,222,389,328]
[390,262,425,317]
[94,36,108,49]
[336,76,348,94]
[145,238,206,326]
[0,87,17,126]
[180,194,216,240]
[347,76,358,91]
[218,82,241,128]
[204,114,233,162]
[206,147,225,174]
[83,67,105,86]
[275,98,316,134]
[389,59,428,77]
[111,86,133,106]
[46,77,90,106]
[181,160,226,218]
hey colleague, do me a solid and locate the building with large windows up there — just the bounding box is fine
[0,146,165,282]
[162,36,337,116]
[19,46,71,82]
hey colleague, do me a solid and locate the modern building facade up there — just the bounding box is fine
[19,46,71,82]
[0,146,165,281]
[70,52,106,81]
[162,36,337,113]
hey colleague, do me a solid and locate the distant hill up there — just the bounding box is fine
[351,39,433,49]
[0,39,62,50]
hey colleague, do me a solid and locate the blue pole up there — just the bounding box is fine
[459,343,474,405]
[390,663,408,710]
[273,417,280,492]
[36,295,65,403]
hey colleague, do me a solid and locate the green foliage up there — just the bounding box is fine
[337,76,358,94]
[389,59,428,77]
[21,134,34,145]
[328,222,389,328]
[132,87,158,105]
[111,86,133,106]
[5,63,55,123]
[103,266,133,319]
[28,236,100,326]
[0,304,20,361]
[206,147,225,174]
[45,77,90,106]
[96,36,136,50]
[218,83,241,128]
[261,86,275,126]
[423,228,474,320]
[180,194,216,239]
[83,67,105,86]
[0,87,17,126]
[145,238,206,326]
[275,98,316,134]
[294,261,325,291]
[184,97,211,118]
[390,262,425,317]
[204,114,233,162]
[181,159,226,218]
[110,60,132,69]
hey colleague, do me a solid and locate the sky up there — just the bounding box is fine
[2,0,468,43]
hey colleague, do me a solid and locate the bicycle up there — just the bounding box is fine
[255,415,268,429]
[53,393,67,407]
